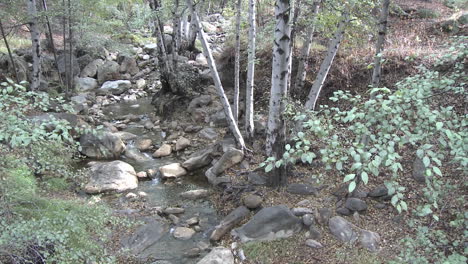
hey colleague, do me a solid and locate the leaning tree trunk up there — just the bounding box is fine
[245,0,256,138]
[41,0,63,86]
[294,0,320,93]
[266,0,291,187]
[304,12,350,110]
[188,2,246,150]
[371,0,390,94]
[27,0,42,90]
[233,0,242,122]
[0,19,19,83]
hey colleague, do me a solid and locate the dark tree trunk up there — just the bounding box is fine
[0,19,19,83]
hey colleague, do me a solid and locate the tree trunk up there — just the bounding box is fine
[233,0,242,122]
[62,0,68,90]
[266,0,291,187]
[172,0,181,69]
[41,0,63,86]
[68,0,73,93]
[371,0,390,93]
[151,0,173,73]
[304,12,350,110]
[27,0,42,90]
[287,0,301,89]
[294,0,320,93]
[0,19,19,83]
[188,1,246,150]
[187,2,198,50]
[245,0,256,138]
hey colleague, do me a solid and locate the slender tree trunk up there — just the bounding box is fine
[287,0,301,89]
[181,12,188,40]
[172,0,180,69]
[62,0,68,90]
[187,2,198,50]
[266,0,291,187]
[371,0,390,94]
[245,0,256,138]
[304,12,350,110]
[188,1,246,150]
[233,0,242,122]
[0,19,19,83]
[151,0,173,73]
[67,0,73,93]
[27,0,42,91]
[294,0,320,93]
[41,0,63,86]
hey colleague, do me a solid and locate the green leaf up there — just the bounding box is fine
[432,166,442,176]
[343,174,356,183]
[433,215,439,221]
[423,156,430,167]
[285,144,291,151]
[400,201,408,211]
[336,161,343,171]
[348,181,356,193]
[265,164,273,173]
[391,195,399,206]
[436,122,443,130]
[361,171,368,185]
[275,160,283,168]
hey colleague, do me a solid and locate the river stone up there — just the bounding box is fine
[79,132,125,159]
[136,78,147,89]
[369,185,388,197]
[114,131,138,141]
[243,194,262,209]
[80,59,103,78]
[210,206,250,241]
[198,127,218,140]
[209,148,244,176]
[344,198,368,212]
[163,207,185,214]
[329,216,358,243]
[97,80,132,95]
[286,183,318,196]
[180,189,209,200]
[291,207,314,216]
[182,147,214,171]
[175,137,191,151]
[153,144,172,157]
[125,147,151,162]
[119,56,139,75]
[302,214,314,226]
[173,227,195,240]
[74,77,98,92]
[336,207,352,216]
[122,218,168,258]
[135,138,152,151]
[231,205,302,243]
[305,239,323,249]
[159,163,187,179]
[196,247,234,264]
[84,160,138,194]
[97,60,120,83]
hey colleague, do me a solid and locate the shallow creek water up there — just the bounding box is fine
[84,98,220,263]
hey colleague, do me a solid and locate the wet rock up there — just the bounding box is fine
[153,144,172,158]
[136,171,148,179]
[122,218,168,258]
[182,147,214,171]
[175,137,191,151]
[369,185,388,197]
[243,194,262,209]
[186,217,199,226]
[232,205,302,242]
[126,192,137,200]
[97,60,120,83]
[198,127,218,140]
[291,207,314,217]
[305,239,323,249]
[344,198,367,212]
[173,227,195,240]
[287,183,318,196]
[114,131,138,141]
[168,214,180,224]
[159,163,187,179]
[211,206,250,241]
[79,132,125,159]
[84,160,138,194]
[143,120,154,130]
[74,77,98,92]
[302,214,314,226]
[135,138,152,151]
[163,207,185,214]
[196,247,234,264]
[180,189,210,200]
[125,147,151,162]
[185,247,201,258]
[97,80,131,95]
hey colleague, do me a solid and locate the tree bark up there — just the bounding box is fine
[187,2,198,50]
[294,0,320,93]
[67,0,73,93]
[245,0,256,138]
[150,0,173,73]
[266,0,291,187]
[172,0,181,69]
[287,0,301,89]
[0,19,19,83]
[371,0,390,94]
[233,0,242,122]
[304,12,350,110]
[41,0,63,86]
[27,0,42,90]
[188,1,246,150]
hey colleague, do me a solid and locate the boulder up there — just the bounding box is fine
[344,198,367,212]
[196,247,234,264]
[80,59,104,78]
[210,206,250,241]
[136,79,146,89]
[97,80,132,95]
[182,147,214,171]
[208,148,243,176]
[135,138,152,151]
[231,205,302,242]
[243,194,263,209]
[114,131,138,141]
[124,147,151,162]
[79,132,125,159]
[159,163,187,179]
[74,77,98,92]
[119,56,139,75]
[153,144,172,157]
[198,127,218,140]
[84,161,138,193]
[173,227,195,240]
[180,189,210,200]
[291,207,314,217]
[328,216,381,252]
[97,60,120,83]
[175,137,191,151]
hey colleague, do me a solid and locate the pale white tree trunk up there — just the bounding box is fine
[304,12,350,110]
[172,0,181,69]
[371,0,390,92]
[233,0,242,122]
[188,3,246,150]
[294,0,320,93]
[27,0,42,90]
[181,12,189,40]
[245,0,256,138]
[266,0,291,186]
[287,0,300,90]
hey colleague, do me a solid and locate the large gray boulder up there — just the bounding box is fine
[80,59,104,78]
[328,216,381,252]
[79,131,126,159]
[182,147,214,171]
[97,60,120,83]
[211,206,250,241]
[159,163,187,179]
[231,205,302,242]
[119,55,139,75]
[84,160,138,193]
[196,247,234,264]
[74,77,98,92]
[97,80,132,95]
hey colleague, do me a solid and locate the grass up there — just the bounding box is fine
[0,35,31,54]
